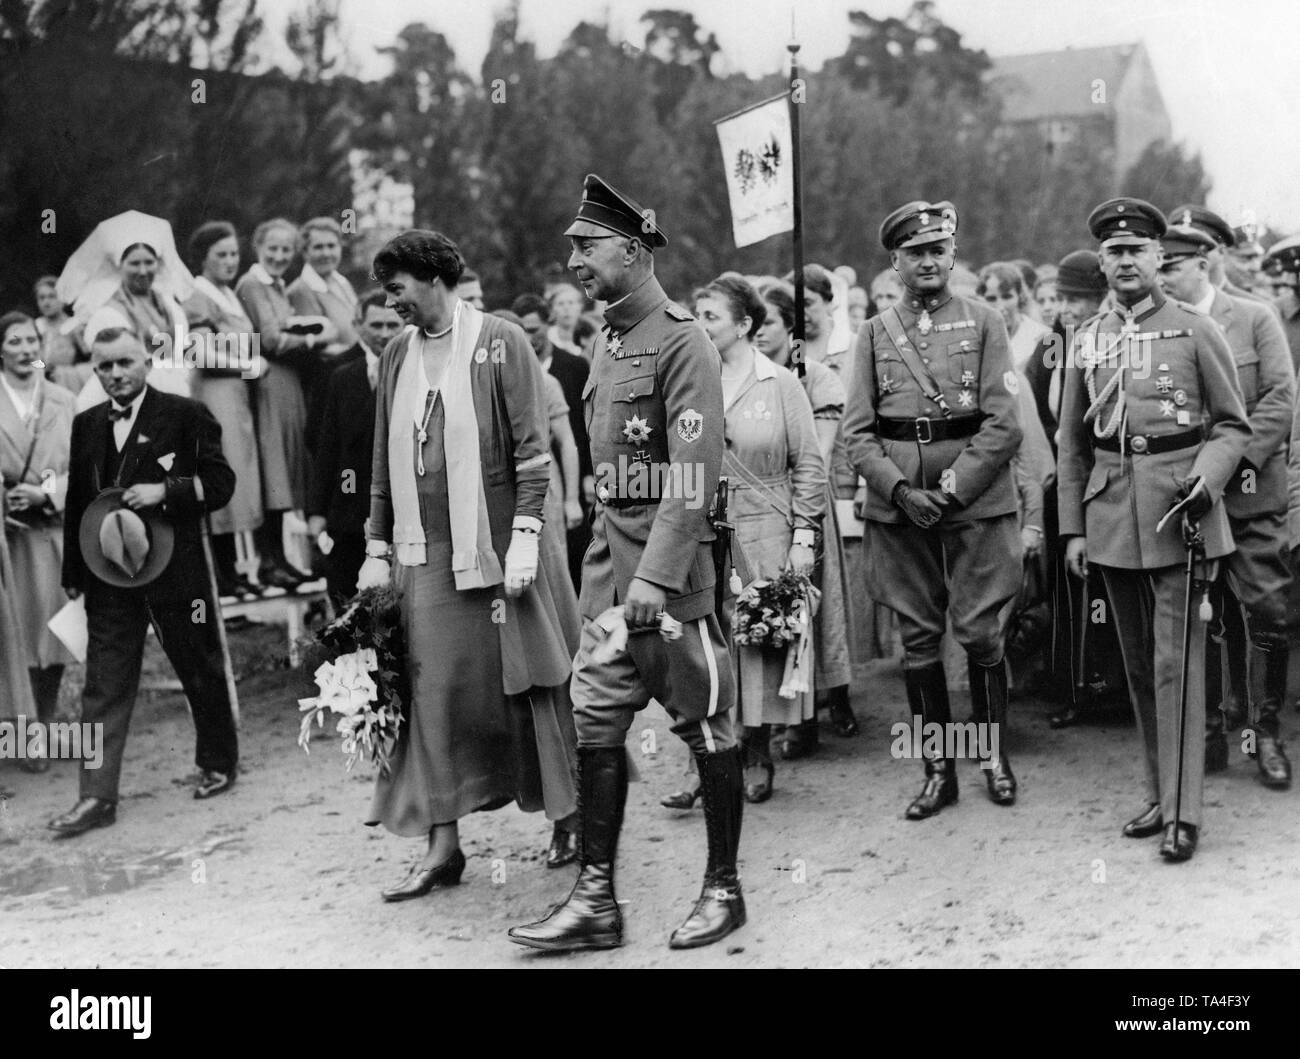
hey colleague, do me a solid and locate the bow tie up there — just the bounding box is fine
[108,404,132,422]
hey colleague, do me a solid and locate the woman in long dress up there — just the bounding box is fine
[182,221,265,599]
[358,229,578,899]
[0,312,76,770]
[755,282,859,752]
[238,217,332,589]
[697,273,825,803]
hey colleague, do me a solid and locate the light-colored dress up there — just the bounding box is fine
[0,377,76,669]
[237,266,313,511]
[800,359,852,690]
[724,349,826,727]
[0,483,36,720]
[183,282,263,535]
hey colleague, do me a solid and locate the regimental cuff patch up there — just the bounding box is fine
[677,408,703,442]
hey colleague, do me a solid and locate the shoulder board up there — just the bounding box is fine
[665,302,694,322]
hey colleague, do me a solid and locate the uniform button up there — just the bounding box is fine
[919,341,929,349]
[922,358,931,365]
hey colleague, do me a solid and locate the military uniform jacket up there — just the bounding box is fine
[842,289,1022,523]
[581,275,724,623]
[1205,289,1295,519]
[1057,290,1252,569]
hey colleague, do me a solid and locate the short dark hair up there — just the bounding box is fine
[457,268,481,286]
[511,293,550,322]
[494,309,524,328]
[784,263,834,303]
[761,281,797,333]
[187,221,238,273]
[357,289,390,317]
[0,310,36,344]
[371,229,465,287]
[697,271,767,340]
[978,261,1029,309]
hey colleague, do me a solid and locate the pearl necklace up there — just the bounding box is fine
[423,321,453,340]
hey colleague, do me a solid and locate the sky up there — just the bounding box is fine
[271,0,1300,231]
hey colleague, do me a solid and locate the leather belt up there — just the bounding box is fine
[877,413,985,444]
[1092,428,1201,455]
[600,493,663,510]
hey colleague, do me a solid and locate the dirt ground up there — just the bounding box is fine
[2,621,1299,970]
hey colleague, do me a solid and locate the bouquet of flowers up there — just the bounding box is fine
[732,569,820,699]
[297,584,408,774]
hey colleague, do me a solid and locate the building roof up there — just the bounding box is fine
[990,44,1139,122]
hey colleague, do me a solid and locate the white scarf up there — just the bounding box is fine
[388,301,503,590]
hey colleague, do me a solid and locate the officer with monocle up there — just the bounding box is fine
[842,200,1023,820]
[510,174,744,953]
[1157,218,1294,789]
[1058,197,1252,862]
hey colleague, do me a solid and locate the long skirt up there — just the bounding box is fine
[813,484,852,690]
[366,538,577,836]
[0,496,36,720]
[5,520,73,669]
[257,360,309,512]
[731,487,814,728]
[195,374,263,535]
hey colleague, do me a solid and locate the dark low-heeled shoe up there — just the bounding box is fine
[1122,802,1163,838]
[194,769,236,800]
[778,722,819,760]
[660,786,701,810]
[743,761,774,804]
[381,848,467,902]
[48,797,116,837]
[545,824,577,869]
[828,703,860,738]
[1159,821,1198,862]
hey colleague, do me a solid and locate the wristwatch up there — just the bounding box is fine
[365,541,393,560]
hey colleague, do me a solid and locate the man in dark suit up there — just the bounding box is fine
[307,300,389,607]
[51,322,238,837]
[512,293,593,589]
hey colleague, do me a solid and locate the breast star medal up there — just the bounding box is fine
[880,375,897,394]
[607,332,624,358]
[958,389,974,408]
[918,310,933,336]
[622,414,652,444]
[1159,399,1175,417]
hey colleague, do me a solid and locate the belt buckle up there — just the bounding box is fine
[914,417,933,444]
[1129,434,1148,454]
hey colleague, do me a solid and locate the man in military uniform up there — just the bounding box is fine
[509,174,743,953]
[1168,204,1276,311]
[1058,198,1251,862]
[842,201,1023,820]
[1158,221,1294,788]
[1262,235,1300,376]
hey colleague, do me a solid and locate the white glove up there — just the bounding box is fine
[356,555,391,590]
[503,529,540,597]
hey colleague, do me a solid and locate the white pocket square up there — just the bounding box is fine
[157,452,176,472]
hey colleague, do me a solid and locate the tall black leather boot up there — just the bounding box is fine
[669,745,746,949]
[1204,629,1229,772]
[1220,599,1249,731]
[508,746,627,951]
[1249,633,1291,789]
[904,662,958,820]
[969,656,1017,805]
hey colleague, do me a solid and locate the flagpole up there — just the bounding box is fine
[788,36,806,379]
